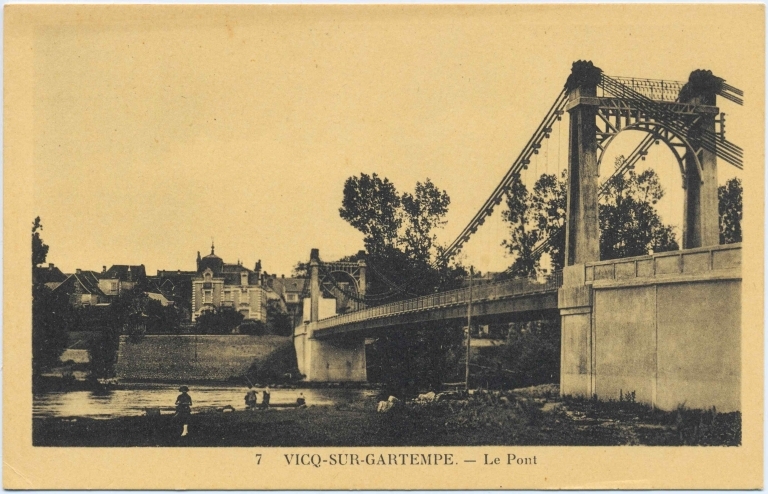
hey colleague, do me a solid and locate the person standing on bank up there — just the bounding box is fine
[175,386,192,436]
[262,386,271,409]
[245,386,258,411]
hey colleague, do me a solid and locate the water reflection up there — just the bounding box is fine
[34,384,374,419]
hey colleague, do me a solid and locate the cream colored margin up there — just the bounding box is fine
[3,4,763,489]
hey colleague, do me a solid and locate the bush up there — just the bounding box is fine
[239,320,267,335]
[194,307,244,334]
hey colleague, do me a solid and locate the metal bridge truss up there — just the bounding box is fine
[317,261,365,310]
[441,72,743,265]
[593,97,716,187]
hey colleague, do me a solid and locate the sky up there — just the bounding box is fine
[28,5,751,276]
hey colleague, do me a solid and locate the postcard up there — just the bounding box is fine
[4,4,763,489]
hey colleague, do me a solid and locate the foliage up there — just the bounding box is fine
[32,284,73,375]
[501,175,543,277]
[599,156,679,260]
[472,319,561,390]
[338,173,466,389]
[339,173,401,255]
[87,324,121,379]
[339,173,465,300]
[108,288,151,342]
[145,299,184,335]
[400,179,451,264]
[500,171,567,277]
[239,320,267,336]
[32,216,49,267]
[266,300,294,336]
[718,177,742,244]
[501,157,679,274]
[194,306,245,334]
[366,323,465,394]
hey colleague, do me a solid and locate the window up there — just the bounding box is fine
[111,282,118,291]
[204,290,212,304]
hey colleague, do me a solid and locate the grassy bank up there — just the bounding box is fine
[34,385,739,447]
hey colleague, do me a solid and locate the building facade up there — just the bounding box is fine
[191,244,268,323]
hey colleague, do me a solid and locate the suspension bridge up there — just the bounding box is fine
[293,61,743,412]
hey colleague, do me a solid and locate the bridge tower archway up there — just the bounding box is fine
[564,63,721,266]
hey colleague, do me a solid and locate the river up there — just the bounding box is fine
[33,384,376,419]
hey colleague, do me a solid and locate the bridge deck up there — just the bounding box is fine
[307,273,562,338]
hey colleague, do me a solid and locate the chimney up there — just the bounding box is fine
[102,266,107,274]
[48,263,55,270]
[282,274,285,279]
[76,269,82,275]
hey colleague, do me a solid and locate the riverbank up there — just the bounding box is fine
[33,386,740,446]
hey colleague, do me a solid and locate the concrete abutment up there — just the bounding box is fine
[558,245,741,412]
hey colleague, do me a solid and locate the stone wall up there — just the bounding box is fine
[115,334,293,381]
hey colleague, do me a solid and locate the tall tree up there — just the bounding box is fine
[718,177,742,244]
[338,173,465,391]
[502,156,679,275]
[599,156,679,260]
[32,216,49,267]
[339,173,463,297]
[400,179,451,264]
[500,172,567,276]
[532,171,567,270]
[339,173,401,255]
[501,175,542,277]
[32,284,73,375]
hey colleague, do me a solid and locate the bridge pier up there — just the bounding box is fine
[294,248,367,382]
[559,245,741,411]
[294,326,367,382]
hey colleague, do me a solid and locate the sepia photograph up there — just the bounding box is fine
[4,3,764,489]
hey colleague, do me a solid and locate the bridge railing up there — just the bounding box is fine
[314,270,563,331]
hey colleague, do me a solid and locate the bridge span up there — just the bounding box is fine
[295,244,741,412]
[293,62,743,412]
[309,273,561,339]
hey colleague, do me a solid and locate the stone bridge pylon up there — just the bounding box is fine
[294,249,368,382]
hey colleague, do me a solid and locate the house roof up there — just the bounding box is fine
[54,272,107,298]
[103,265,147,282]
[75,271,106,296]
[147,292,173,306]
[270,277,307,295]
[44,281,63,291]
[33,265,67,285]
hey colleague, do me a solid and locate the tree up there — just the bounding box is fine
[109,288,151,341]
[500,172,567,277]
[501,175,543,277]
[194,306,244,334]
[339,173,401,255]
[32,284,73,375]
[338,173,466,390]
[719,177,742,244]
[502,156,679,276]
[599,156,679,260]
[339,173,465,298]
[32,216,49,267]
[400,179,451,264]
[365,322,465,394]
